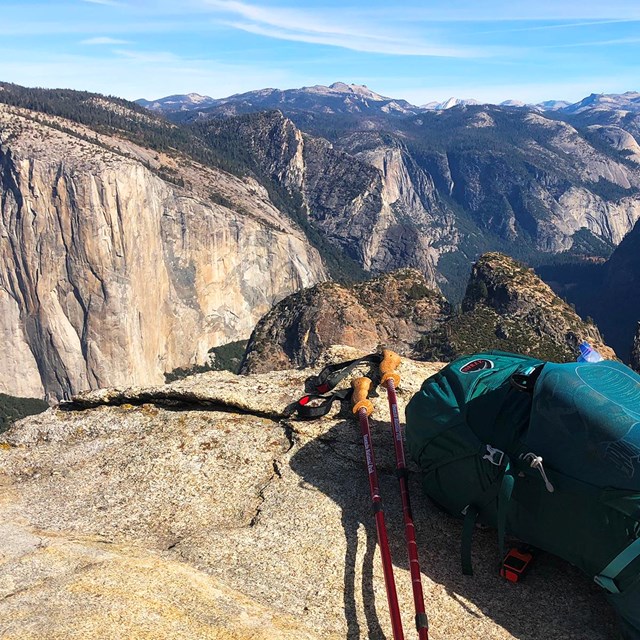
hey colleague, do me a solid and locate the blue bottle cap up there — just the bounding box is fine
[579,342,591,355]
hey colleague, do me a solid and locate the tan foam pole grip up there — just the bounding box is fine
[380,348,401,388]
[352,377,374,416]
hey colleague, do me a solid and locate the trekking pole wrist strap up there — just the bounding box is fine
[311,353,383,394]
[286,388,352,419]
[286,352,385,419]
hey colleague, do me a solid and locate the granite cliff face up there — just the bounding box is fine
[0,347,619,639]
[341,109,640,257]
[203,113,444,284]
[0,104,325,399]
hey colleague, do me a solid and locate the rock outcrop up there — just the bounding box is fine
[241,269,449,373]
[0,347,619,639]
[0,104,326,399]
[418,253,615,362]
[242,254,616,372]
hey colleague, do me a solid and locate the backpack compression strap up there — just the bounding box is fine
[461,447,515,575]
[594,536,640,594]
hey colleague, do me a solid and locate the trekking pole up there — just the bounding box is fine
[380,350,429,640]
[352,376,405,640]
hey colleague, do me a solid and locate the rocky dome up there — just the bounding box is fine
[242,254,616,373]
[415,252,615,362]
[241,269,449,374]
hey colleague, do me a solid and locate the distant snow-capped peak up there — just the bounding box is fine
[184,93,213,104]
[421,97,479,110]
[302,82,390,101]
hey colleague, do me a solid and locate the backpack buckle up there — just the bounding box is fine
[594,574,621,594]
[483,445,505,466]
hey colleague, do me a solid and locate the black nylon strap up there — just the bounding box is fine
[285,387,353,420]
[286,352,383,420]
[461,504,479,576]
[309,353,382,394]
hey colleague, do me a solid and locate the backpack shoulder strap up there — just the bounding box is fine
[461,449,515,575]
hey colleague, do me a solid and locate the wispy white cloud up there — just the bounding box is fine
[205,0,386,38]
[81,0,125,6]
[386,1,640,22]
[112,48,182,63]
[478,19,639,34]
[205,0,497,58]
[0,18,212,37]
[81,36,131,45]
[545,37,640,48]
[225,20,486,57]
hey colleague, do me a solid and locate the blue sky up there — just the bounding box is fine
[2,0,640,105]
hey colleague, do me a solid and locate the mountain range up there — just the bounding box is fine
[157,82,640,302]
[136,82,640,117]
[2,80,640,398]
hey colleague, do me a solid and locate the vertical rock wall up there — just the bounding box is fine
[0,109,325,399]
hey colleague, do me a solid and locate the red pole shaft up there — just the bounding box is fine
[385,379,429,640]
[357,407,405,640]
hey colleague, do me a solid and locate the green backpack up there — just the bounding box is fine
[405,351,640,639]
